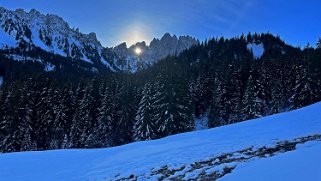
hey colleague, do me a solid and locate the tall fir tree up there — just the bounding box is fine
[49,87,71,149]
[153,70,193,138]
[0,84,34,152]
[68,84,87,148]
[208,77,224,128]
[113,80,136,145]
[96,86,114,147]
[317,38,321,49]
[290,64,314,109]
[34,83,54,150]
[133,83,157,141]
[241,74,264,120]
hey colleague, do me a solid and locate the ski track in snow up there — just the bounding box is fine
[0,102,321,180]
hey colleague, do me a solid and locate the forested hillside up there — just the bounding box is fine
[1,33,321,152]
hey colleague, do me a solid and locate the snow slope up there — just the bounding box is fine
[221,140,321,181]
[0,102,321,180]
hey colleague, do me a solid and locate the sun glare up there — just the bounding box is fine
[120,23,153,47]
[134,47,142,55]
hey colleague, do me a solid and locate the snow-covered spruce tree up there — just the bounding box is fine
[68,84,86,148]
[270,77,287,114]
[102,82,123,146]
[61,85,76,148]
[34,84,55,150]
[189,75,203,116]
[71,86,92,148]
[49,86,75,149]
[258,62,273,115]
[83,78,103,148]
[133,82,157,141]
[0,84,34,152]
[0,85,19,152]
[290,65,314,109]
[96,86,114,147]
[0,86,6,136]
[69,78,105,148]
[0,86,7,149]
[21,78,42,149]
[208,77,224,128]
[113,80,137,145]
[153,70,193,138]
[19,82,37,151]
[216,65,242,125]
[277,59,297,111]
[241,74,264,120]
[317,38,321,49]
[228,66,243,123]
[290,47,321,110]
[189,75,206,116]
[267,58,289,114]
[189,70,216,117]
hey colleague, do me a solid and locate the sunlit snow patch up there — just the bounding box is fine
[0,27,17,48]
[44,63,55,72]
[195,113,208,130]
[4,54,42,62]
[247,43,264,59]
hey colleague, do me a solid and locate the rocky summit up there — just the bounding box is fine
[0,7,199,72]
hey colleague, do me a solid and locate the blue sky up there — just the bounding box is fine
[1,0,321,47]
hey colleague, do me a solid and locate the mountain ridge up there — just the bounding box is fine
[0,7,199,72]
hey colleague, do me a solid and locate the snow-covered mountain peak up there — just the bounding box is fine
[161,32,177,41]
[0,7,105,60]
[132,41,147,48]
[82,32,102,47]
[0,7,199,72]
[29,8,41,15]
[110,33,199,72]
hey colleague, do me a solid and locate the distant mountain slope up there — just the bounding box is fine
[0,101,320,181]
[0,7,107,63]
[0,7,198,72]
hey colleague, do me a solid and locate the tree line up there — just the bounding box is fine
[1,33,321,153]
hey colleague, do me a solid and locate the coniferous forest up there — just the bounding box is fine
[1,33,321,153]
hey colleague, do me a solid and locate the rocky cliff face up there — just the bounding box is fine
[0,8,108,64]
[111,33,199,72]
[0,7,199,72]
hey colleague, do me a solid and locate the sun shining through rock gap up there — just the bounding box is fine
[134,47,143,55]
